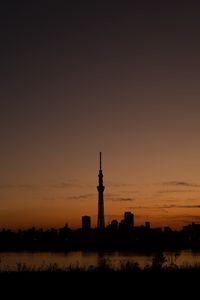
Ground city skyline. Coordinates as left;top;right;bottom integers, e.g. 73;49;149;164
1;2;200;229
0;150;200;230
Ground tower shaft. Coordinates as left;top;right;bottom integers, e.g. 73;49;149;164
97;152;105;229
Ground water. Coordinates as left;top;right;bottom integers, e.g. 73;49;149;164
0;250;200;271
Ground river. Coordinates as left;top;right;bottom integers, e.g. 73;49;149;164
0;250;200;271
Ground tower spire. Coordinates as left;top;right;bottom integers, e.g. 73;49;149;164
100;152;102;170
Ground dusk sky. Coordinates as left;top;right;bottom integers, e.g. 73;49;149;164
1;1;200;229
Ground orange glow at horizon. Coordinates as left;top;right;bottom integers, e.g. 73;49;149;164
0;178;200;230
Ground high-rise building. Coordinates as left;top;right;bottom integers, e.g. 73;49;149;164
82;216;91;231
145;221;150;229
97;152;105;229
124;211;134;229
110;219;118;231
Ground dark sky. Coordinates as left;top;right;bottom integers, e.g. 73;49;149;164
1;1;200;228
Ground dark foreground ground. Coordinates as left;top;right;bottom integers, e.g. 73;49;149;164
0;269;199;298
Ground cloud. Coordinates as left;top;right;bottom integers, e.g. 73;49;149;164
158;189;196;194
126;206;152;210
173;205;200;208
105;194;135;202
68;194;94;200
126;204;200;209
49;181;82;188
163;181;200;188
112;197;134;202
107;181;136;187
158;204;200;209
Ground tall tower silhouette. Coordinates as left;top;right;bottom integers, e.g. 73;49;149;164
97;152;105;229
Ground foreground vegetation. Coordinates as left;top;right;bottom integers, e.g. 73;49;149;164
0;252;200;274
0;254;199;297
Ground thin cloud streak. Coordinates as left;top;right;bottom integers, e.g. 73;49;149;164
160;205;200;208
127;205;200;209
109;197;135;202
107;181;137;187
68;194;94;200
163;181;200;188
158;189;197;194
105;193;135;202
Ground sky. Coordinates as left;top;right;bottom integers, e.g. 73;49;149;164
1;1;200;229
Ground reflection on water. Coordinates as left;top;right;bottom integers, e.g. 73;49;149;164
0;250;200;271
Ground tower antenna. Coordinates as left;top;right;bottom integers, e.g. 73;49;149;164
100;152;102;170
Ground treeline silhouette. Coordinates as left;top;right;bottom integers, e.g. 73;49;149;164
0;222;200;251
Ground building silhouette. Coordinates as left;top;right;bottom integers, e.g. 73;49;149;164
97;152;105;229
145;221;150;230
124;211;134;229
110;220;118;231
82;216;91;231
